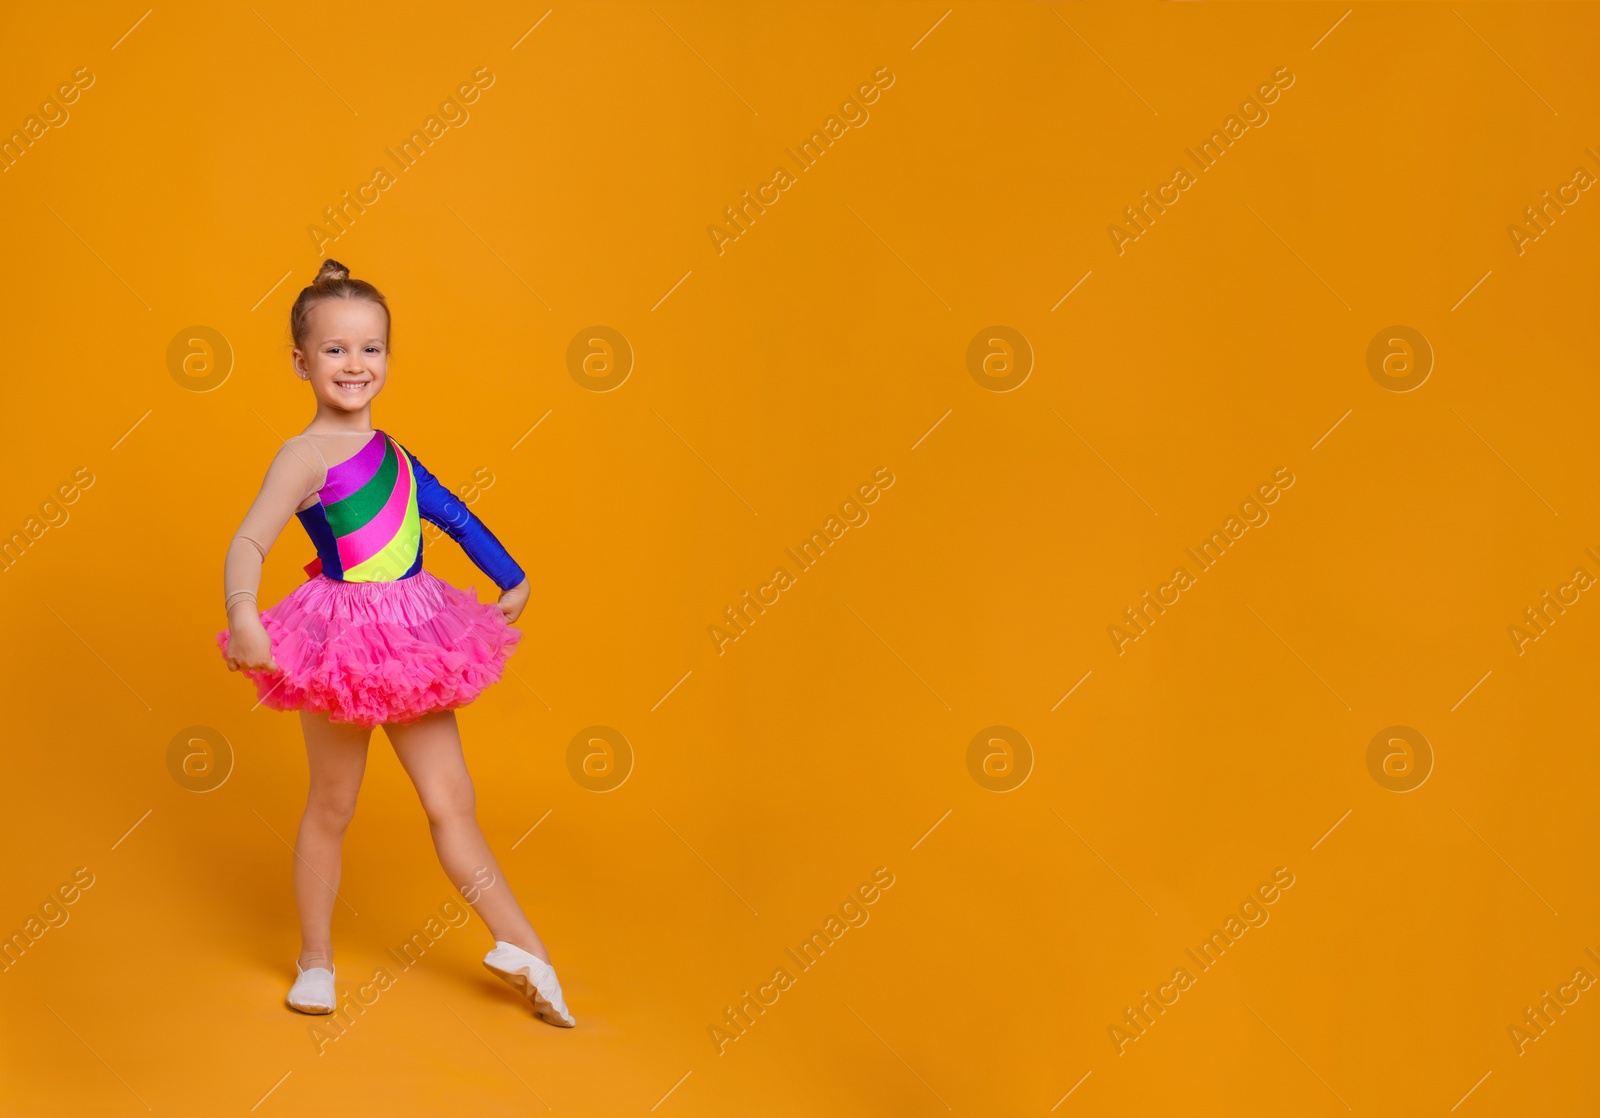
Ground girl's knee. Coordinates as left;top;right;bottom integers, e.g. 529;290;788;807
305;792;359;833
421;780;476;826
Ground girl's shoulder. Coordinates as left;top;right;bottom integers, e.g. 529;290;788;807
292;427;383;442
287;428;383;463
268;438;323;480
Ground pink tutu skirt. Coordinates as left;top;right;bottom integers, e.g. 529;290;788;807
215;570;520;729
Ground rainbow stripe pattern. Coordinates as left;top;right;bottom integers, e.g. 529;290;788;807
297;430;424;582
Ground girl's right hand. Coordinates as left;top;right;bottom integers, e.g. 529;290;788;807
224;621;278;673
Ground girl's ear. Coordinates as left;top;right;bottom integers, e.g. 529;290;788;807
290;348;308;378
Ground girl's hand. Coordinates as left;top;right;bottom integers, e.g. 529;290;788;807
223;619;278;673
497;577;531;624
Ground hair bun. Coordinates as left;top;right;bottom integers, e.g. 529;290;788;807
315;259;351;284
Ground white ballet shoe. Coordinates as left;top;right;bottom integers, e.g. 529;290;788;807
287;961;337;1014
482;941;576;1027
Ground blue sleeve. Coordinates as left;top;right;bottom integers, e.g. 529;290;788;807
405;448;527;593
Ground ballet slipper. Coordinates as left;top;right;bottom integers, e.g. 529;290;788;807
482;941;576;1027
287;961;337;1014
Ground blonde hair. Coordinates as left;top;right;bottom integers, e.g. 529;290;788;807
289;259;391;350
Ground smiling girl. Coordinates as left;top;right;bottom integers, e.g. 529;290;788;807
215;259;574;1027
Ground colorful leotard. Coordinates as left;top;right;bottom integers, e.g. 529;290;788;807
296;430;525;591
217;429;525;728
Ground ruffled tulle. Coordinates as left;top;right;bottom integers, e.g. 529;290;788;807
215;570;519;729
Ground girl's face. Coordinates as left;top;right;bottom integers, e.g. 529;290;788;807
291;297;389;413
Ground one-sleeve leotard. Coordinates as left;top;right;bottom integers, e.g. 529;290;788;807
223;430;525;616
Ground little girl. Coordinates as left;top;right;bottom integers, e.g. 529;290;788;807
215;260;574;1027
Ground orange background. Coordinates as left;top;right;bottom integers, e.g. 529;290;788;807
2;2;1597;1114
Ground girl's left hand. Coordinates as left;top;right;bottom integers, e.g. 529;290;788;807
497;577;531;623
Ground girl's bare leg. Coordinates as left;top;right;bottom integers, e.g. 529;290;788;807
383;709;551;963
295;710;373;970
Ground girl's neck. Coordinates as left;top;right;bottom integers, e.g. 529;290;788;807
304;404;375;436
